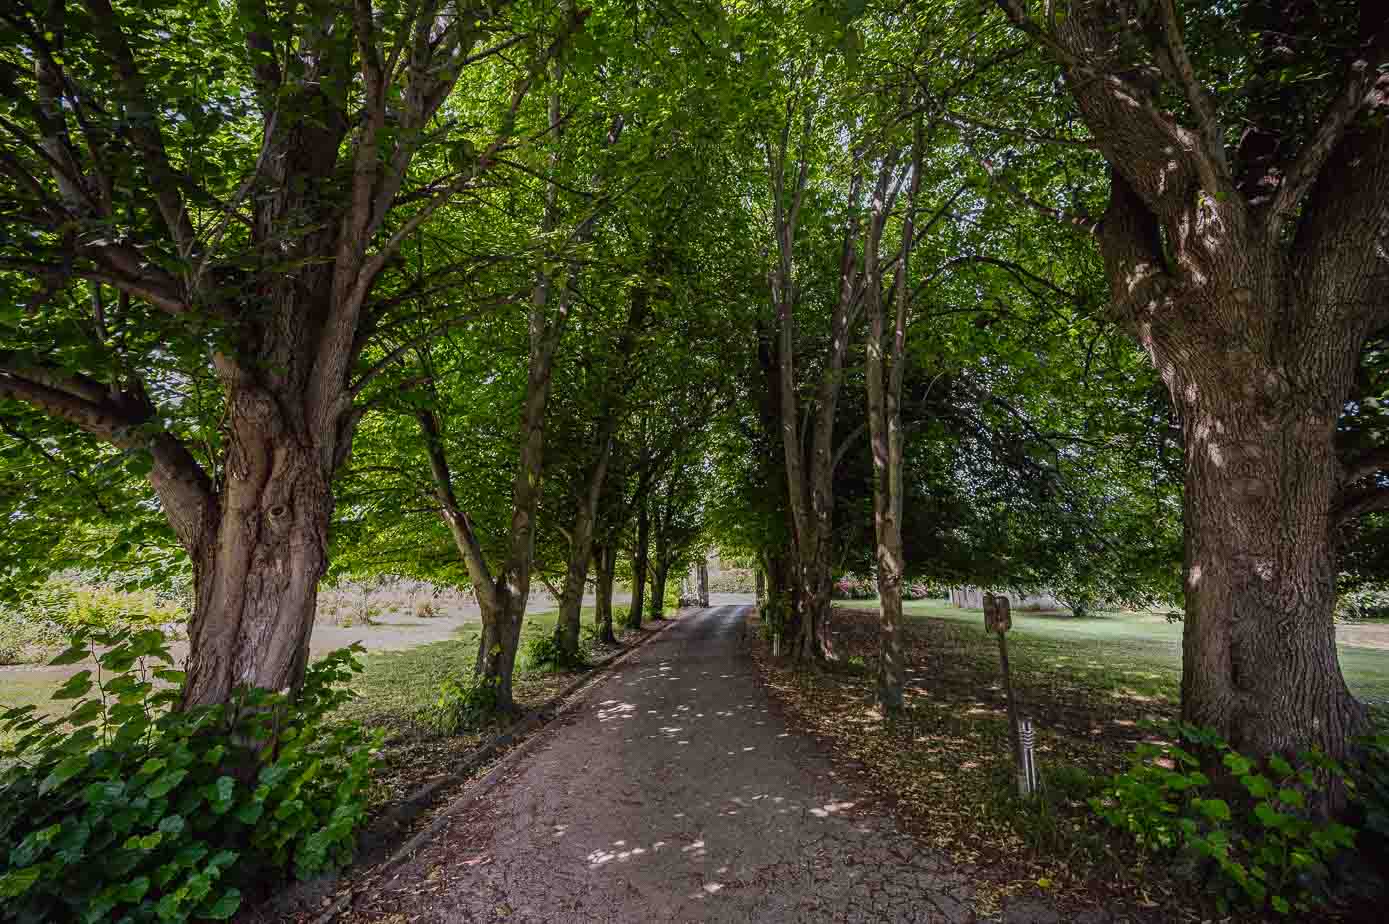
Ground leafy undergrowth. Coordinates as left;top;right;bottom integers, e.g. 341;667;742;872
748;606;1215;922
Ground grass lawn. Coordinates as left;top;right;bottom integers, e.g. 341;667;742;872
746;599;1388;920
889;598;1389;704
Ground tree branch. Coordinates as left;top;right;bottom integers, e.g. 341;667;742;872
1267;25;1389;232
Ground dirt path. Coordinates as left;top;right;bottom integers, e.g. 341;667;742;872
344;605;984;923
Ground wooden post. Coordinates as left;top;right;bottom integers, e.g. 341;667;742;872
985;593;1028;797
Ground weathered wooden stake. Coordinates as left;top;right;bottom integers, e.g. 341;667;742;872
984;593;1031;797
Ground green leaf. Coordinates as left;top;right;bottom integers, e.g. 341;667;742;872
145;768;189;799
40;754;88;794
0;867;41;898
202;888;242;920
48;643;92;666
1194;798;1231;822
52;670;94;700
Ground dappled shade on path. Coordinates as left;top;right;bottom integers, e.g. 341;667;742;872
343;606;978;923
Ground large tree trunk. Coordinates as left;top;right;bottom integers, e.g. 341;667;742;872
1095;175;1371;768
1172;343;1365;760
993;0;1389;794
594;544;618;644
182;395;333;709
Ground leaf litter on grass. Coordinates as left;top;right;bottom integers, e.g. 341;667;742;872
745;606;1212;923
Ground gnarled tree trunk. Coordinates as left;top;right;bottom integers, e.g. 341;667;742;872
1164;312;1364;758
182;391;334;709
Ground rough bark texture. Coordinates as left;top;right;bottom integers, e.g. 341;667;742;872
182;386;333;708
594;544;618;644
996;0;1389;769
864;137;918;716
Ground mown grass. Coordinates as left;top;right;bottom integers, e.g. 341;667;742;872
893;598;1389;703
338;605;650;809
335;605;623;734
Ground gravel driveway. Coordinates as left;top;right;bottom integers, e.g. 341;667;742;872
343;605;983;923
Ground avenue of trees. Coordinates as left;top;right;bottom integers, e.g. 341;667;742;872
1;0;1385;788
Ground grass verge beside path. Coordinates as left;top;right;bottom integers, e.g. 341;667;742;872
341;606;657;811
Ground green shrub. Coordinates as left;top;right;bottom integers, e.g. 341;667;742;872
0;628;379;923
1089;722;1356;915
419;675;498;736
18;577;185;634
0;612;64;665
522;634;587;673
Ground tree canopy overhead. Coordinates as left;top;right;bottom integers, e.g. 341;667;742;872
0;0;1384;777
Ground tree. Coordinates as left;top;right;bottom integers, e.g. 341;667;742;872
0;0;569;708
989;0;1388;764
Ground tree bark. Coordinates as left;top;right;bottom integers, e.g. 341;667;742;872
651;564;668;619
1172;341;1365;761
181;389;333;709
866;131;919;715
768;146;865;664
593;544;618;644
696;558;710;607
628;497;649;629
555;437;613;657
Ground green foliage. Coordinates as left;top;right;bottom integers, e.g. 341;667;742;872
33;577;186;632
524;635;588;673
419;675;499;737
2;576;187;665
1353;732;1389;841
0;630;379;923
1089;723;1356;915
